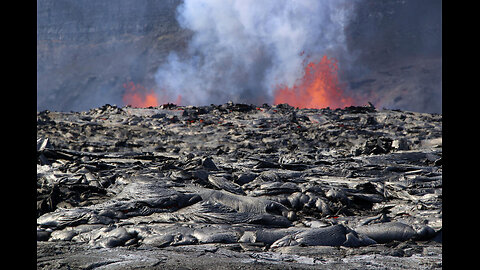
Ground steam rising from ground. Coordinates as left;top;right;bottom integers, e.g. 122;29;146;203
37;0;441;113
155;0;356;106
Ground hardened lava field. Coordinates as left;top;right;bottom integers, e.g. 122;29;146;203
37;103;442;269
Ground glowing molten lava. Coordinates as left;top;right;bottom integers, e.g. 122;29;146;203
122;81;159;108
273;55;353;109
122;81;182;108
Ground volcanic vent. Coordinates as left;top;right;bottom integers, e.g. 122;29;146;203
273;55;355;109
37;0;441;113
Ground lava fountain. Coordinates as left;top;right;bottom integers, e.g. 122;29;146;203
122;81;182;108
122;81;159;108
273;55;354;109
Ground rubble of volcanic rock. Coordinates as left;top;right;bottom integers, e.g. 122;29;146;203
37;103;442;269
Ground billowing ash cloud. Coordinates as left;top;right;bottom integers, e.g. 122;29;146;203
155;0;356;106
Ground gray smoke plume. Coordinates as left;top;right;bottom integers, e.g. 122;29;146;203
154;0;356;106
37;0;441;113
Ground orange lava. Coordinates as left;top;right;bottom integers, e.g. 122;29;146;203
122;81;159;108
273;55;354;109
122;81;182;108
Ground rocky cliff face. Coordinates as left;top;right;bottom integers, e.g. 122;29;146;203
37;0;190;111
37;0;441;113
343;0;442;113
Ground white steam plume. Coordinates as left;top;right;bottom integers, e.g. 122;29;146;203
155;0;355;106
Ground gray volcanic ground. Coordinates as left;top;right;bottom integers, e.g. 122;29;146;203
37;1;442;269
37;103;442;269
37;0;441;113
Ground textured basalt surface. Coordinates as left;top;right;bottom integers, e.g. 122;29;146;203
37;103;442;269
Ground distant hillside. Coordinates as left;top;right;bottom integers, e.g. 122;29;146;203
37;0;190;111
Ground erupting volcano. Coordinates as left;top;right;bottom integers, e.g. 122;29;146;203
273;55;354;109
